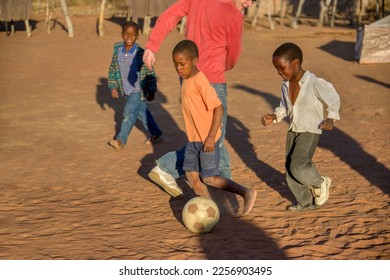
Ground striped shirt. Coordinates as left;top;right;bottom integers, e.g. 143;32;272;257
108;42;157;99
117;44;141;95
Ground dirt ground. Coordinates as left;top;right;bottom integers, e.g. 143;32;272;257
0;12;389;260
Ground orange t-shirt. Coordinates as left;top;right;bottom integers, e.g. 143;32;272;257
181;71;222;143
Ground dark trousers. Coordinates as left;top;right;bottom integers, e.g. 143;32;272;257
285;131;323;205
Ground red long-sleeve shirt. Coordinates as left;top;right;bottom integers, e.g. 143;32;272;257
145;0;244;83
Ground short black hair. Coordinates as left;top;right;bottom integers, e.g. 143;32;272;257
172;40;199;60
273;42;303;64
122;21;140;34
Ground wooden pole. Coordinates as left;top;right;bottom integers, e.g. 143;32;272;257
98;0;106;37
24;19;31;37
59;0;74;37
46;0;52;34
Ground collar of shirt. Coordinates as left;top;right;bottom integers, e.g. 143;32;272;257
298;70;310;87
282;70;310;88
121;43;137;54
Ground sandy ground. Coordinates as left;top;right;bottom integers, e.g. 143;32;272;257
0;13;389;260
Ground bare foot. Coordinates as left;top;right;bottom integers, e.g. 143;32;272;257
242;189;257;216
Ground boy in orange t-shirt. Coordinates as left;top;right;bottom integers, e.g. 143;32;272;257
172;40;257;216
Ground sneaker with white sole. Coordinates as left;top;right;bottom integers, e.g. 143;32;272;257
314;176;331;206
148;166;183;198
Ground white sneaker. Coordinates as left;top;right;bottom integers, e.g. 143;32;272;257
148;166;183;198
314;176;331;206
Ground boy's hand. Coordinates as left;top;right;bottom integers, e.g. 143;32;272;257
261;114;275;126
203;137;215;152
111;89;119;99
143;49;155;70
320;118;335;131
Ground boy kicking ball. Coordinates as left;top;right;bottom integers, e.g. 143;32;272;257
172;40;257;216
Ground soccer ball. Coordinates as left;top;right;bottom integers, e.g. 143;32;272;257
182;197;220;234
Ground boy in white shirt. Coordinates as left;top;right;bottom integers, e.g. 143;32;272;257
262;42;340;211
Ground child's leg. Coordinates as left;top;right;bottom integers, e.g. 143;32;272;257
198;140;256;216
285;131;322;205
183;142;211;198
156;146;186;179
289;132;322;186
286;170;314;206
202;176;257;216
185;171;211;199
116;93;141;146
137;101;162;137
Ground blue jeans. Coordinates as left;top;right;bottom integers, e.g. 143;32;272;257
156;83;231;179
117;92;162;146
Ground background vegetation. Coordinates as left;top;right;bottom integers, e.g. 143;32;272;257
31;0;389;18
31;0;127;15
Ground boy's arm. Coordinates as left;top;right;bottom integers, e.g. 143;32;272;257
204;105;224;152
267;83;288;124
262;90;287;126
315;78;341;120
107;60;118;90
108;44;121;90
315;78;341;131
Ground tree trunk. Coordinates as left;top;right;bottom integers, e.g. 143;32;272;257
98;0;107;37
59;0;74;37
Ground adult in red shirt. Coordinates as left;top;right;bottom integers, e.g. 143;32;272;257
145;0;256;198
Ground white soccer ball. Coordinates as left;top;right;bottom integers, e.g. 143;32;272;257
182;197;220;234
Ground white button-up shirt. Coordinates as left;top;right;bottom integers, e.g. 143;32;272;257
274;71;340;134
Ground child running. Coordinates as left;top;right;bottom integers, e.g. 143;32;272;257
171;40;257;216
262;42;340;211
107;21;162;150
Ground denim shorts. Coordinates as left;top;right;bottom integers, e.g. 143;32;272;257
183;140;220;178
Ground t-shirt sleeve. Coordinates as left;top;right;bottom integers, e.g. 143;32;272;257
197;74;222;111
